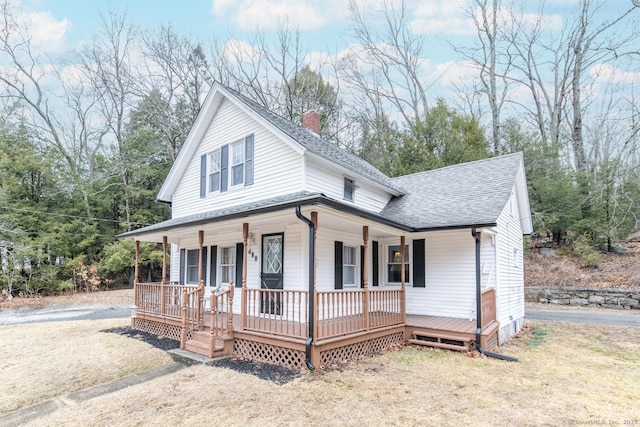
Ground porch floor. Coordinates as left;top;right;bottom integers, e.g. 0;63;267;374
405;314;476;334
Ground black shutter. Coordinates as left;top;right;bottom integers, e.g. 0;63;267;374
245;134;254;186
334;241;343;289
235;242;244;288
209;246;217;287
201;246;208;285
199;155;207;198
179;249;185;285
360;245;365;288
413;239;426;288
372;241;379;286
220;144;229;192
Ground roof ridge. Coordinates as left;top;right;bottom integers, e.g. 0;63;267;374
391;152;523;181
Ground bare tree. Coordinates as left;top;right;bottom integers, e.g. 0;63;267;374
140;26;212;160
456;0;512;155
78;10;138;230
0;0;108;218
342;0;430;127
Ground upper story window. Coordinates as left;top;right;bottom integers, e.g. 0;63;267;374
209;150;221;192
200;134;254;198
344;177;355;201
231;140;245;187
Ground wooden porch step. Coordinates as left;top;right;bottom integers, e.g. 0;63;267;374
409;331;472;352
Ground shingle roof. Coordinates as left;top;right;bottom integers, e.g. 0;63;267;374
381;153;524;229
119;192;321;238
221;84;402;194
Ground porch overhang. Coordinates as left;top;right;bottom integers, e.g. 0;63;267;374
118;191;498;242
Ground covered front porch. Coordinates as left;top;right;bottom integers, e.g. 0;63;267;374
127;206;499;369
131;280;498;369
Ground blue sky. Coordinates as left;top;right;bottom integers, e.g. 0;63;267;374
11;0;640;122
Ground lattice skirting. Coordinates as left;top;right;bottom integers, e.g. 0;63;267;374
131;317;189;342
320;332;404;367
234;339;305;370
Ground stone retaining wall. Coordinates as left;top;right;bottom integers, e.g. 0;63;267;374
525;286;640;310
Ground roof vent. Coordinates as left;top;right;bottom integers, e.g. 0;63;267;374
302;109;321;134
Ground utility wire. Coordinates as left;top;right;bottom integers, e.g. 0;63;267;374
0;205;153;226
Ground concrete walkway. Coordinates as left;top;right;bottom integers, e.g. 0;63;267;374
0;362;186;426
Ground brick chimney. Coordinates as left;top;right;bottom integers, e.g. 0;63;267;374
302;109;321;134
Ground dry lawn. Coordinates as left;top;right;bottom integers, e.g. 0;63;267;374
21;320;640;427
0;289;134;309
0;317;172;414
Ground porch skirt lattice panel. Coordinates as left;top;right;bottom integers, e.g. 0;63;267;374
320;332;404;367
233;339;305;370
131;317;190;342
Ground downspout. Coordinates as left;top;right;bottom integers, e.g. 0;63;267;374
472;227;518;362
295;206;316;371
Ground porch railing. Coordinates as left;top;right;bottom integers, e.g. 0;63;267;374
315;288;404;340
180;283;204;348
210;285;234;339
134;282;197;319
243;288;309;339
481;288;497;328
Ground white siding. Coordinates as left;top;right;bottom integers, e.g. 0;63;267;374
315;227;365;291
495;186;525;342
305;160;391;213
480;231;496;291
172;98;304;218
168;221;303;314
405;230;477;320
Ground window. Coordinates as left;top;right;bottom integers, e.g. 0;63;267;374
186;249;199;284
344;177;355;201
201;134;254;197
387;245;409;284
208;150;221;192
231;140;245;187
343;246;357;286
220;246;236;284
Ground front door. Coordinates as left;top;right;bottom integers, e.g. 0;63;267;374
261;233;283;315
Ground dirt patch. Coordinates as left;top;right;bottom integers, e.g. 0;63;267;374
102;327;180;351
526;240;640;289
0;289;134;310
18;320;640;426
214;358;301;385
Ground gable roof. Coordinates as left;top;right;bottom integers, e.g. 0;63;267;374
221;85;402;195
382;153;533;233
156;82;402;202
121;153;532;240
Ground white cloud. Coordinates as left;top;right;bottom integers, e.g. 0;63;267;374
219;39;262;63
589;63;640;86
408;0;564;36
24;10;70;53
211;0;346;31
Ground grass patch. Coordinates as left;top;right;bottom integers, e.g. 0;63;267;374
0;317;172;415
525;326;547;347
17;320;640;426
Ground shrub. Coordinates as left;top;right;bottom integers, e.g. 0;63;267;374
574;234;601;267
